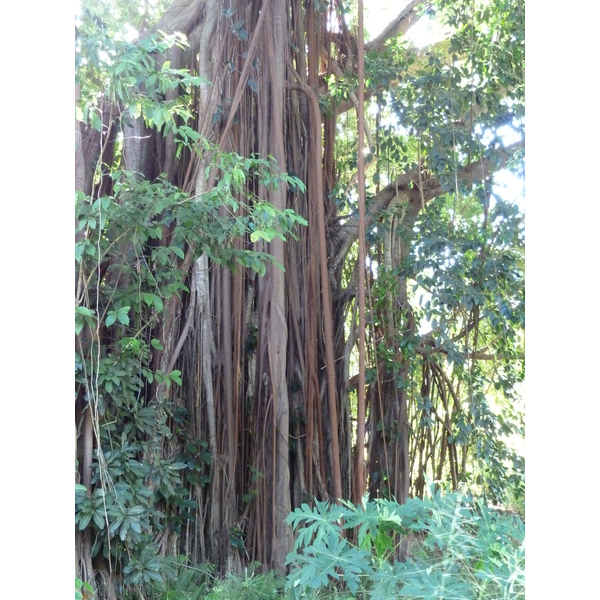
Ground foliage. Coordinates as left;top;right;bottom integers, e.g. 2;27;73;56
76;578;95;600
75;155;305;588
285;485;524;599
75;0;525;587
329;0;524;514
138;561;285;600
76;10;198;162
205;563;285;600
76;0;308;586
76;15;307;586
407;190;525;504
76;0;310;592
130;558;215;600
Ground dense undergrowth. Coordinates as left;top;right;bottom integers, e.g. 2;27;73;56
80;485;523;599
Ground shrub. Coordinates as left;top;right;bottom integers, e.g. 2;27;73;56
205;562;285;600
285;484;524;599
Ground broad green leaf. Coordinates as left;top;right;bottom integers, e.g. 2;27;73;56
93;512;106;530
170;246;185;259
77;513;92;531
117;306;131;325
90;110;102;133
142;293;155;306
153;106;165;128
146;74;157;89
251;230;275;243
128;103;141;119
75;317;84;336
152;296;163;311
169;370;182;386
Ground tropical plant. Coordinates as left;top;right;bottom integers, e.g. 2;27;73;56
135;558;215;600
205;562;285;600
76;577;95;600
285;485;525;598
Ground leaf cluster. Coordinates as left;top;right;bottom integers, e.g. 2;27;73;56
285;486;524;599
75;145;306;589
76;7;206;159
205;563;285;600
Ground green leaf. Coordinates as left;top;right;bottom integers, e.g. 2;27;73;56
170;246;185;259
251;230;275;243
127;505;146;517
170;462;188;470
121;337;141;352
265;227;284;241
129;519;142;534
117;306;131;325
151;339;164;351
142;293;154;306
153;106;165;128
146;74;157;89
75;242;85;263
93;512;106;530
152;296;163;312
78;513;92;530
129;103;141;119
262;204;276;217
90;110;102;132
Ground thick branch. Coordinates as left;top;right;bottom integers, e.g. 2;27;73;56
365;1;424;54
148;0;206;37
417;345;524;361
332;141;524;270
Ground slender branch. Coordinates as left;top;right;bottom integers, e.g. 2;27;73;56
417;346;518;361
355;0;367;506
165;277;197;375
430;361;461;411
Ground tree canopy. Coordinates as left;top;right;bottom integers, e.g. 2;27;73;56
75;0;524;596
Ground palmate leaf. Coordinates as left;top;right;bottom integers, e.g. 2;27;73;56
394;564;475;600
368;561;403;599
285;499;347;550
287;535;373;596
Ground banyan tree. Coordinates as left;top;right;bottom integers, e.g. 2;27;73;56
75;0;524;593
